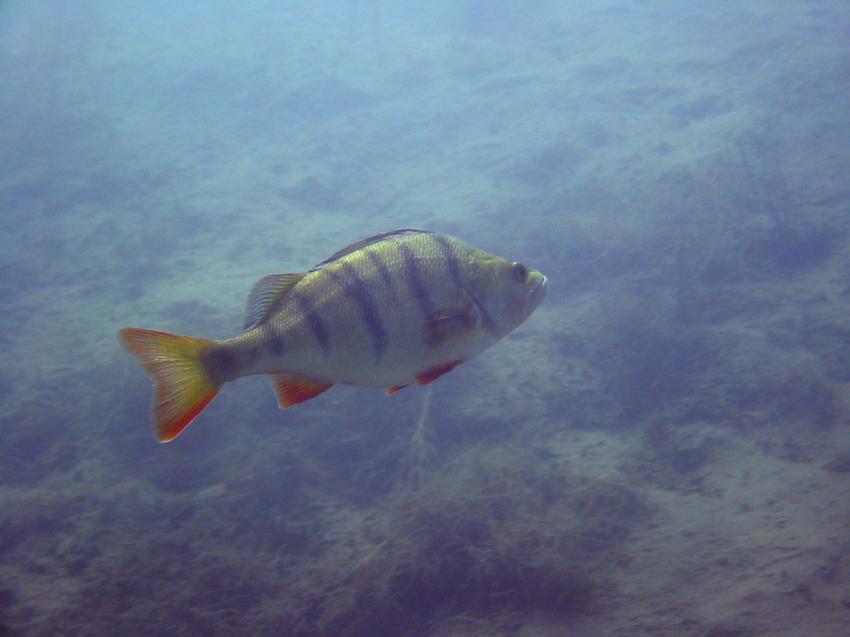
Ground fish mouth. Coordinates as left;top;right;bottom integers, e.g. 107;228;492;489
527;274;548;308
532;275;548;296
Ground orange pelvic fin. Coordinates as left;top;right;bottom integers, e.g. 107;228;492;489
416;359;463;386
272;374;333;408
386;384;410;395
118;327;220;442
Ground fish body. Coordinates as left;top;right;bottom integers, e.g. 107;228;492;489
119;229;547;442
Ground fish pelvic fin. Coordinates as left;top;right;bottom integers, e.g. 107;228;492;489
118;327;221;442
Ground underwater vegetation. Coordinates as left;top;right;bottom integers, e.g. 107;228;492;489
0;349;657;637
531;117;850;437
282;444;648;637
0;425;649;636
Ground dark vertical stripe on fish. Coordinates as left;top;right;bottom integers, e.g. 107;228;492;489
365;249;396;296
263;323;287;356
399;241;432;317
431;233;464;289
326;263;388;359
293;288;330;355
432;233;498;336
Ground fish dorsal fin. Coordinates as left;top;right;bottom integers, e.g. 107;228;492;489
310;229;430;272
422;303;479;348
243;273;305;331
272;374;333;408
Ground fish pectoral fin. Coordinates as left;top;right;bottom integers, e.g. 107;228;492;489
422;304;479;348
416;359;463;385
386;384;410;395
243;273;305;331
272;374;332;408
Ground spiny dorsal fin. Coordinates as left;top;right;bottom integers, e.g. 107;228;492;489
310;229;430;272
243;273;304;331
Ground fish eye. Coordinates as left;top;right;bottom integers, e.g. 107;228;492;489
512;262;529;282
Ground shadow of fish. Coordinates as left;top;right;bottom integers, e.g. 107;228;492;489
118;229;548;442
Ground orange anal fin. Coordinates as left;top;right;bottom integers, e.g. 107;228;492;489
385;384;410;396
415;359;463;386
272;374;332;408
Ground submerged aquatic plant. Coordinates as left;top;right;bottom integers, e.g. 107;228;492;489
284;443;650;636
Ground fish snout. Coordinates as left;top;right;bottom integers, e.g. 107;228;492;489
531;272;548;303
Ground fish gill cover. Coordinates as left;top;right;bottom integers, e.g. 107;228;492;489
1;1;850;636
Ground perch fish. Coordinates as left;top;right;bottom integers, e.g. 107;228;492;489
119;229;548;442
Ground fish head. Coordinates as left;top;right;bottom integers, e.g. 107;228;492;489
471;252;548;337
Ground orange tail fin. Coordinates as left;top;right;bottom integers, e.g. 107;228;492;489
118;327;220;442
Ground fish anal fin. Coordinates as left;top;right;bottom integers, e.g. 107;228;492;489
386;384;410;395
416;359;463;386
423;304;478;348
272;374;332;408
243;273;305;331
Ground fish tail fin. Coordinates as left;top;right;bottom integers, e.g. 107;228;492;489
118;327;221;442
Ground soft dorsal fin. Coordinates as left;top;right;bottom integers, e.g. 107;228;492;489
243;273;305;331
310;229;430;272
